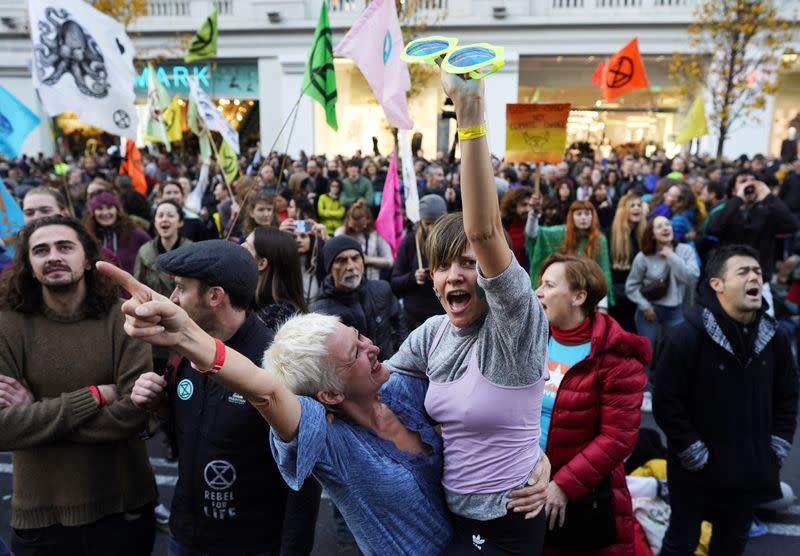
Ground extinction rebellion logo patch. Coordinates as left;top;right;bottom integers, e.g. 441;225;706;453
177;379;194;401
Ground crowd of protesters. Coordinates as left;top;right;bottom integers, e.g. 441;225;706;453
1;83;800;554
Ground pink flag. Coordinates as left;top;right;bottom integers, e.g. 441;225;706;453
375;152;405;256
334;0;413;129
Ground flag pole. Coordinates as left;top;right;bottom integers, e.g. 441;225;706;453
208;133;236;201
222;82;313;239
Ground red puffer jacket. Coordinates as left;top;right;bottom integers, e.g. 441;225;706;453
544;313;650;556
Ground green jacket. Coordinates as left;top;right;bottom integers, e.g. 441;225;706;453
526;225;615;306
133;237;193;298
341;176;374;208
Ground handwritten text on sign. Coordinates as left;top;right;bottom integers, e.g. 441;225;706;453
505;103;571;164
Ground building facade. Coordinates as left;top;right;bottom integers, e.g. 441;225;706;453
1;0;798;160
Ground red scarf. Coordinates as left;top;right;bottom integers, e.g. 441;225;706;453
551;316;593;345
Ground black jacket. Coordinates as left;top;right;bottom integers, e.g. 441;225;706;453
390;232;444;328
311;276;408;358
779;171;800;212
167;312;319;553
653;284;799;502
705;194;798;281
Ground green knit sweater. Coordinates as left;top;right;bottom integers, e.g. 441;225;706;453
0;302;156;529
525;225;615;306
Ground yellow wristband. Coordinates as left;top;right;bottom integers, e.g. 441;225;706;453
457;122;487;141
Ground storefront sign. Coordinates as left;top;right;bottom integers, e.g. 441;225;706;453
505;103;571;164
133;61;259;100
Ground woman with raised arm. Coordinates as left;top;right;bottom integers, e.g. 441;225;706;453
99;69;551;556
385;71;550;553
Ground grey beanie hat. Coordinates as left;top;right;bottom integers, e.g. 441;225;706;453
419;194;448;221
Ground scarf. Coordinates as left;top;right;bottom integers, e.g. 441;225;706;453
551;316;593;345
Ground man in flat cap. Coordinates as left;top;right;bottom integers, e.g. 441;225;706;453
130;240;320;556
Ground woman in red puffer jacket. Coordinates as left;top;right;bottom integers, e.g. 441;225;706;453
535;253;650;556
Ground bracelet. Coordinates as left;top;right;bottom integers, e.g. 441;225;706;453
190;338;226;376
457;122;487;141
88;385;106;407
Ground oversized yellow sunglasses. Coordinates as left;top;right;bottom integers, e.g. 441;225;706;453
401;36;505;80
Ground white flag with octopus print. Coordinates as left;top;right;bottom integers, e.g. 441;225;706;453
28;0;138;139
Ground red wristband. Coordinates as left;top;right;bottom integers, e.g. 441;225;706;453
88;385;106;407
191;338;226;376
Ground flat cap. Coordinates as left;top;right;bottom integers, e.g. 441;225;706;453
157;240;258;303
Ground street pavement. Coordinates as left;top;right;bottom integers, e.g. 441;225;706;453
2;415;800;554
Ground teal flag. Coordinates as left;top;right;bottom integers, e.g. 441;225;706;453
0;86;41;159
0;176;24;245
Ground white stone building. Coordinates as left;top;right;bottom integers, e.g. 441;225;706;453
1;0;798;160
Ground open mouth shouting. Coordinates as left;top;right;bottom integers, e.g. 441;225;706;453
446;289;472;315
745;283;762;302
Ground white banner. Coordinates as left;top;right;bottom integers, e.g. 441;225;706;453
399;129;419;223
29;0;138;139
188;76;239;154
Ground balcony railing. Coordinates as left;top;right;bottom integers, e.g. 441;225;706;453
104;0;699;30
146;1;191;17
544;0;691;15
327;0;449;15
214;0;234;15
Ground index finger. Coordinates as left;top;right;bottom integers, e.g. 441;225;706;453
0;375;21;385
96;262;161;303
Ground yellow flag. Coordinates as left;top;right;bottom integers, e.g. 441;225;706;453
164;96;183;143
675;95;708;144
218;139;239;186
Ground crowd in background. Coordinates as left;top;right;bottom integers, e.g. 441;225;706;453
1;139;799;555
4;144;800;356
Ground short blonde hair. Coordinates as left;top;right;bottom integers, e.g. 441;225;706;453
262;313;344;396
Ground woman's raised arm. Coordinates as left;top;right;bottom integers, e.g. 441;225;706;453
443;72;512;278
96;262;302;441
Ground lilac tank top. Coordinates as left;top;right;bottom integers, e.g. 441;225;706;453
424;319;545;494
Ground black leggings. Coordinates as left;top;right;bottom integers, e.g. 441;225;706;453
443;509;546;555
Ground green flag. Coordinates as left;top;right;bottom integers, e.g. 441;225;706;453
185;8;218;63
188;96;212;164
144;63;172;150
302;3;338;131
218;139;239;186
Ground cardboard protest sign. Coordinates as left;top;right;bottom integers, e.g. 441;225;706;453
505;103;570;164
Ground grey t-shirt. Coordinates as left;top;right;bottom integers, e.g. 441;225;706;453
385;256;549;519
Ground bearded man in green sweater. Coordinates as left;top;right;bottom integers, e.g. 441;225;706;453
0;216;156;556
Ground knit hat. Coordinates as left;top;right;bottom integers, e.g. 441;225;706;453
157;240;258;304
419;194;447;221
86;191;122;213
322;235;364;274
